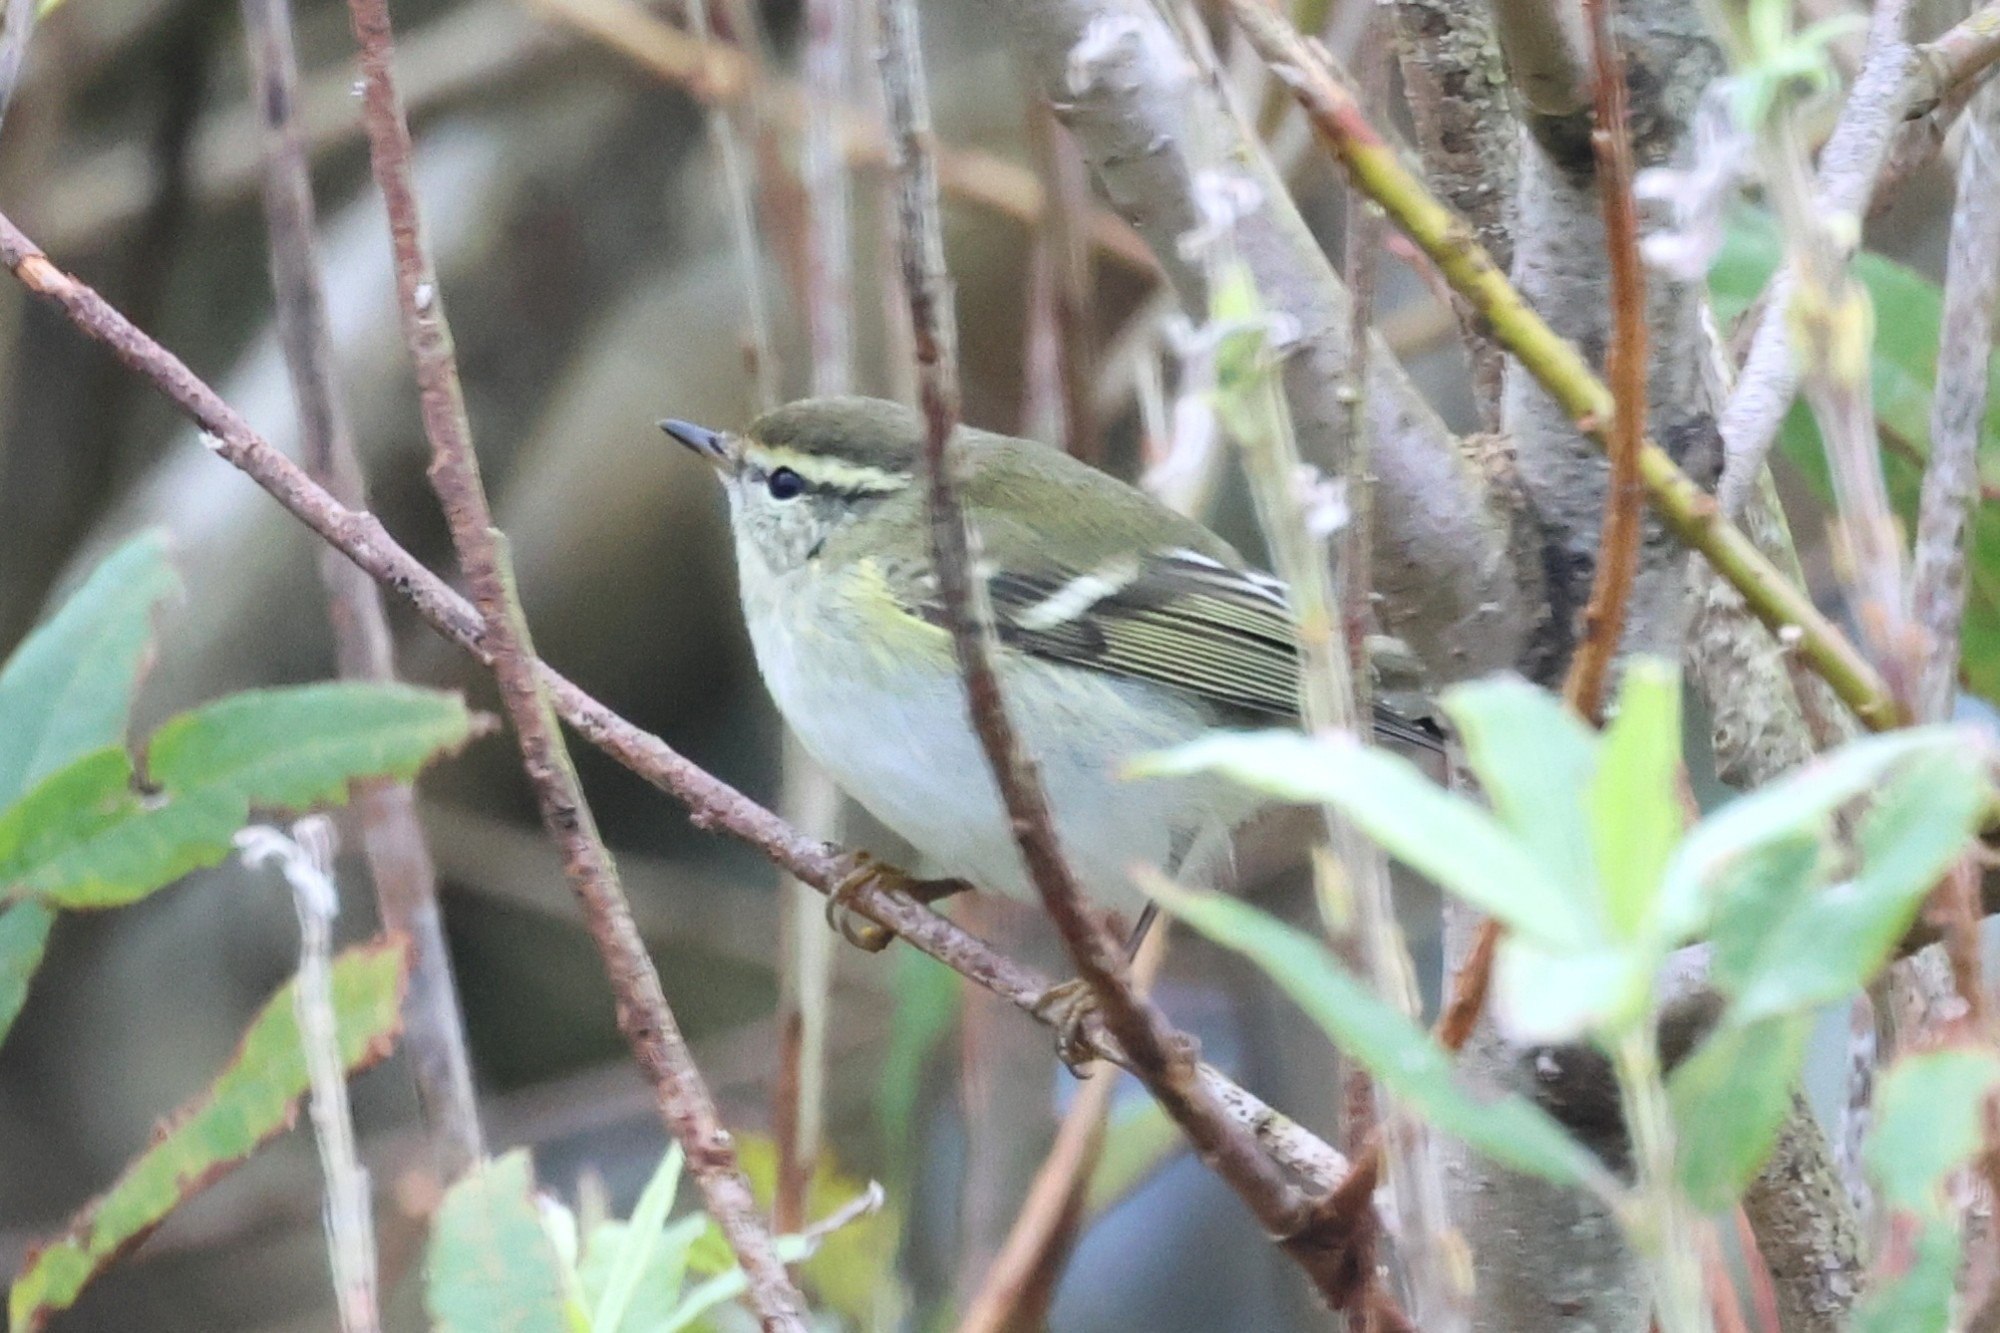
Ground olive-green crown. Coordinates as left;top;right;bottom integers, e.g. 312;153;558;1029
745;397;924;489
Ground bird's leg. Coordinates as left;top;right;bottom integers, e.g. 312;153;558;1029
1033;906;1159;1073
823;852;970;952
1124;903;1159;957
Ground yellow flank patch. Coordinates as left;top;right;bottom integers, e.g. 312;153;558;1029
848;558;954;666
742;444;909;495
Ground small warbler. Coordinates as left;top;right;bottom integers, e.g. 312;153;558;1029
664;397;1435;923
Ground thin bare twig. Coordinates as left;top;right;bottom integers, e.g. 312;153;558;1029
668;0;812;1236
958;924;1169;1333
1702;1219;1752;1333
1732;1204;1785;1333
1717;0;2000;515
1910;83;2000;723
237;820;383;1333
801;0;855;404
1329;906;1502;1237
678;0;780;407
240;0;484;1185
1919;3;2000;115
1908;85;2000;1085
771;0;853;1238
1560;0;1648;723
882;0;1109;1048
1178;11;1456;1317
0;0;31;138
339;1;808;1323
771;739;836;1235
1334;0;1388;1180
519;0;1156;278
1339;13;1387;699
876;0;1389;1313
1022;208;1068;446
1023;103;1098;458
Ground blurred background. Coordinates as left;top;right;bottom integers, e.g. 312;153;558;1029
0;0;1969;1327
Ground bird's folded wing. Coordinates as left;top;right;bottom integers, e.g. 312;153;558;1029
984;548;1301;720
906;546;1441;750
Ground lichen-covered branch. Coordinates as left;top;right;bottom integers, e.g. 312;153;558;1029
1386;0;1516;425
1910;81;2000;722
1224;0;1892;737
1491;0;1592;116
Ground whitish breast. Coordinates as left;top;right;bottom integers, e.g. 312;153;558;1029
742;562;1257;913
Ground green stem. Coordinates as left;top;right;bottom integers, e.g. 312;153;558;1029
1226;0;1901;733
1612;1029;1713;1333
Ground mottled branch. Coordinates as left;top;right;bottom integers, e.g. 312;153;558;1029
241;0;484;1186
342;0;808;1320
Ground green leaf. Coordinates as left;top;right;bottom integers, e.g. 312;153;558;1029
9;937;409;1331
1669;1015;1812;1209
0;682;472;909
1659;727;1963;933
1589;660;1684;940
1711;210;2000;707
590;1143;688;1333
148;682;472;809
1706;833;1822;996
1731;749;1989;1022
1491;936;1650;1043
1853;1218;1959;1333
1850;746;1990;911
1866;1048;2000;1212
426;1150;575;1333
1853;1048;2000;1333
0;749;145;898
1146;877;1609;1191
706;1134;897;1324
0;530;179;809
1134;732;1591;950
579;1215;705;1333
1442;675;1600;900
661;1225;834;1333
0;899;55;1047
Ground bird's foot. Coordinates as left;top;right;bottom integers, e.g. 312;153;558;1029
1032;978;1104;1075
823;854;970;952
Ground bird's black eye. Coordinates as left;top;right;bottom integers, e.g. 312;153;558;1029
766;467;805;501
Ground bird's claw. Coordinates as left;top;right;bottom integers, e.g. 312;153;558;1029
1033;978;1103;1075
825;855;898;952
823;856;971;952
